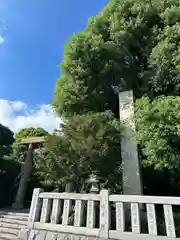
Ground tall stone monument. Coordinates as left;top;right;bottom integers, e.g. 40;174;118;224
119;90;142;195
12;137;45;209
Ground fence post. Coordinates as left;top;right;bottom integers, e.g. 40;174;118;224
86;174;99;229
100;189;110;239
27;188;43;229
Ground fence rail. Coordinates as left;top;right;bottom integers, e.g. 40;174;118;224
27;188;180;239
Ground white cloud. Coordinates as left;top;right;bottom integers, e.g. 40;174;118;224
0;35;5;44
0;20;8;45
0;99;62;133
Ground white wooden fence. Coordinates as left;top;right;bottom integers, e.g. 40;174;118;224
27;188;180;239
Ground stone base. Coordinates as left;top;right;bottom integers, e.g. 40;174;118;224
28;230;99;240
18;227;30;240
12;202;24;210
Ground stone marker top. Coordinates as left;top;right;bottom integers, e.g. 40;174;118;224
21;136;46;145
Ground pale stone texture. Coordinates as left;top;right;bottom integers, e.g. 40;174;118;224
130;203;140;233
146;203;157;235
27;231;100;240
119;90;142;195
28;188;43;229
51;199;62;224
40;198;52;223
86;200;95;228
163;205;176;237
115;202;125;231
26;189;180;240
99;190;109;239
62;199;72;225
74;200;84;227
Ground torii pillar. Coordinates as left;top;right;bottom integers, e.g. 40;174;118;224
119;90;142;195
12;137;45;209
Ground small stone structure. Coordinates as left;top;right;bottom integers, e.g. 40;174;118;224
24;188;180;239
12;137;45;209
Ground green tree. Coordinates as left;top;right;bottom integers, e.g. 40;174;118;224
53;0;180;118
13;127;49;161
36;112;122;192
0;124;19;207
50;0;180;196
135;96;180;172
0;123;14;158
135;96;180;196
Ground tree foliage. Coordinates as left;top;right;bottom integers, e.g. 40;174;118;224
53;0;180;118
50;0;180;195
13;127;49;161
36;112;122;192
0;123;14;158
14;127;48;141
0;124;18;207
135;96;180;173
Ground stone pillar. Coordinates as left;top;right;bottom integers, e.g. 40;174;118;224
65;182;73;193
12;143;34;209
119;90;142;195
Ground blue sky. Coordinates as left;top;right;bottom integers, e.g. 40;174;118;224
0;0;109;132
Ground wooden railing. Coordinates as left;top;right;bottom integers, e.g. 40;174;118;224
27;188;180;239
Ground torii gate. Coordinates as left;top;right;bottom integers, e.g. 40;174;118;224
12;136;45;209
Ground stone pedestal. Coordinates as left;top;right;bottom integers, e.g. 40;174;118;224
87;173;99;194
65;183;73;193
119;90;142;196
